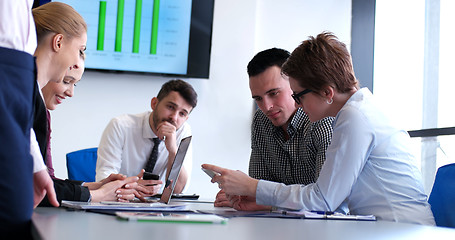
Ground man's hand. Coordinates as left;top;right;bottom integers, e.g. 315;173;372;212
156;121;177;155
136;179;163;197
230;195;272;211
135;169;163;197
33;169;59;208
214;189;233;207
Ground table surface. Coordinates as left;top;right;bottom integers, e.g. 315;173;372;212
32;201;455;240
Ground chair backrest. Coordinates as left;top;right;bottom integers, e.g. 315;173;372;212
428;163;455;228
66;147;98;182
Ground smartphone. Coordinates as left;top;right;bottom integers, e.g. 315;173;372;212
143;171;160;180
201;168;220;178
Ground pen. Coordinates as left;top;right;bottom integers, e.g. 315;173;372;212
270;209;288;215
310;210;334;215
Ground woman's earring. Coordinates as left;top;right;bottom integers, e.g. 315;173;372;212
327;98;333;104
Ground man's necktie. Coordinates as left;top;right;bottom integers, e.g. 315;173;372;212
145;138;161;172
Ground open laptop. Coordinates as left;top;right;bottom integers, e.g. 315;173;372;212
111;135;192;204
155;135;192;204
61;136;192;211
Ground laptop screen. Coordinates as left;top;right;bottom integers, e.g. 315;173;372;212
159;136;192;204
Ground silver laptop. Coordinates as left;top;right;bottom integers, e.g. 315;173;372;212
157;135;192;204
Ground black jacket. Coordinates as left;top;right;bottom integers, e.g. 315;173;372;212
39;179;91;207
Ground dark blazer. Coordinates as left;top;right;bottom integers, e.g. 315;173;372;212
33;94;91;206
0;46;36;237
33;86;48;159
30;74;92;207
39;179;91;207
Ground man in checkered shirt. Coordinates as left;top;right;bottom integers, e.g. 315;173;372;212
214;48;333;208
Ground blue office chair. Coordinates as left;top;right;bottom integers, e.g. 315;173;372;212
428;163;455;228
66;147;98;182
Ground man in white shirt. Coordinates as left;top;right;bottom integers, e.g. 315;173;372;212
96;79;197;196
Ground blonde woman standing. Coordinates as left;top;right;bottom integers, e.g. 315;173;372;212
31;2;140;207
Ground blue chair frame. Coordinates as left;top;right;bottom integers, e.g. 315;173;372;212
66;147;98;182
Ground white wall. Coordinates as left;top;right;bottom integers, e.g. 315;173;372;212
254;0;352;52
50;0;351;200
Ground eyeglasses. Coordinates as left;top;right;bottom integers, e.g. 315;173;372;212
291;89;312;105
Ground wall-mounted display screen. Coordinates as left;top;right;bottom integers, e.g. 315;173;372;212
54;0;214;78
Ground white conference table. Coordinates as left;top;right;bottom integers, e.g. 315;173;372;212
32;201;455;240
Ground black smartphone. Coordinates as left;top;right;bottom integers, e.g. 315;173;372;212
143;171;160;180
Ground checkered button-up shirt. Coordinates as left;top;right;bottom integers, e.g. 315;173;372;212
249;108;333;185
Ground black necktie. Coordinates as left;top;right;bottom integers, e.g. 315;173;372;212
145;138;161;172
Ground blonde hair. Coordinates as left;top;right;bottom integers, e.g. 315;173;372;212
32;2;87;44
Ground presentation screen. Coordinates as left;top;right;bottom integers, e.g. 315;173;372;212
54;0;214;78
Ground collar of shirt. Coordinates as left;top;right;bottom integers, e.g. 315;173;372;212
142;111;158;139
333;87;371;127
273;108;308;141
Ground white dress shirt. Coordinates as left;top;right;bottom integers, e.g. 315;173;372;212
31;87;47;173
96;111;193;191
31;129;46;173
0;0;37;54
1;0;42;173
256;88;435;225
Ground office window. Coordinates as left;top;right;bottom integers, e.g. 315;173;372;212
373;0;455;194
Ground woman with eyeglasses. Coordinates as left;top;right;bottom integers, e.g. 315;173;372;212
203;32;435;225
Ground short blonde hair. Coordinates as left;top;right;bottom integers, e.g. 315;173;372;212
32;2;87;44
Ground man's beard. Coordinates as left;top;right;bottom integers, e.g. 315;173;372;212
152;113;176;130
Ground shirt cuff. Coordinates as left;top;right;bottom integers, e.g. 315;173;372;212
79;186;91;202
256;179;280;206
31;129;47;173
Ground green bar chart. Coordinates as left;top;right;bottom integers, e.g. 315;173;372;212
97;1;107;51
73;0;192;75
150;0;160;55
133;0;142;53
115;0;125;52
97;0;162;54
